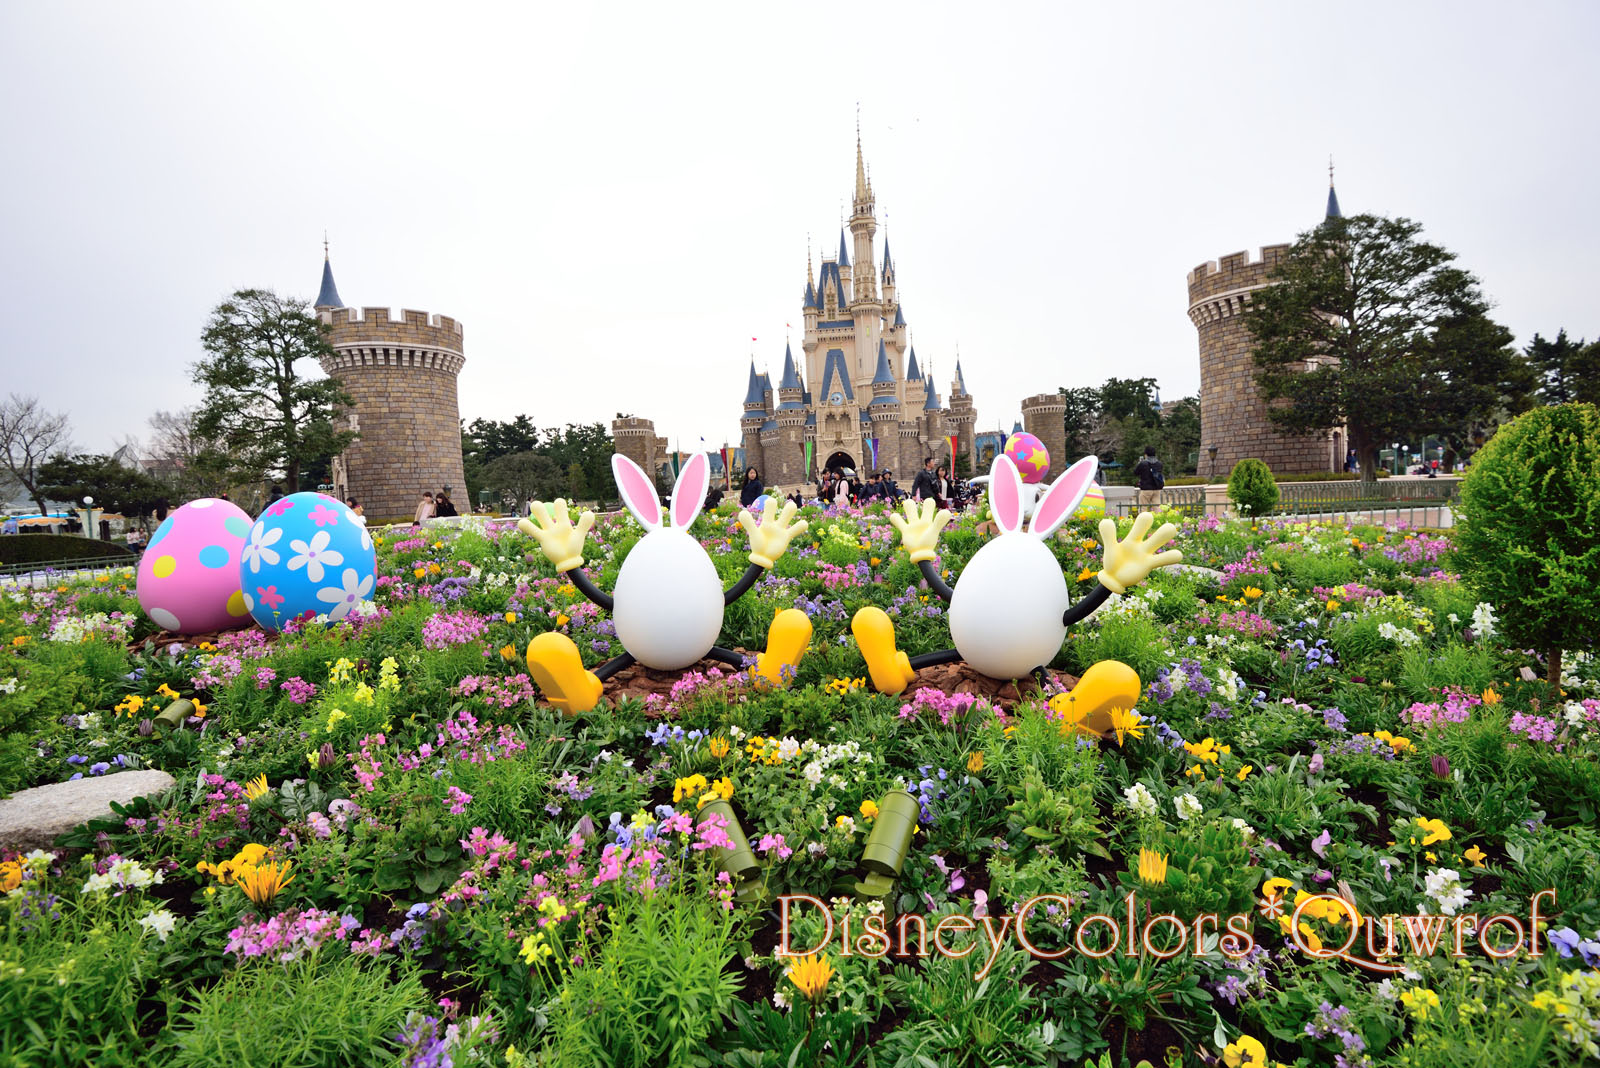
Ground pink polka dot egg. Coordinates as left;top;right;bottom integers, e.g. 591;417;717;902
136;498;254;634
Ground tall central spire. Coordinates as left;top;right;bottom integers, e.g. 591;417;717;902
855;126;868;202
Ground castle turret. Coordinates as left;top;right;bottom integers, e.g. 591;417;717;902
867;339;900;475
740;360;769;478
837;230;852;305
1021;392;1068;482
948;360;976;473
316;254;467;519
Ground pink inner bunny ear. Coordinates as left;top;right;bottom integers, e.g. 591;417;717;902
671;452;709;528
1029;455;1099;538
612;454;661;529
990;455;1022;533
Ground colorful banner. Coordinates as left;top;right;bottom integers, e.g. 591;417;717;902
946;434;959;466
720;447;731;488
802;440;814;482
868;437;879;471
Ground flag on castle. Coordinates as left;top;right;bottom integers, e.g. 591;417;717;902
719;446;732;488
946;434;959;466
802;440;814;481
868;438;879;471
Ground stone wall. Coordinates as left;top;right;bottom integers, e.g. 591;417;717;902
1021;393;1068;482
319;307;468;520
612;416;668;488
1187;247;1336;477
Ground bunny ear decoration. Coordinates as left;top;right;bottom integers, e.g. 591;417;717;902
612;453;662;531
670;452;710;529
988;454;1025;534
1028;454;1100;539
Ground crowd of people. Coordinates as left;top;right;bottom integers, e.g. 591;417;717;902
734;457;973;513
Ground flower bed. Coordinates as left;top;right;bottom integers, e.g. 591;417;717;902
1;506;1598;1067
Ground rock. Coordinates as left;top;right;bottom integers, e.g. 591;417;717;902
0;770;176;851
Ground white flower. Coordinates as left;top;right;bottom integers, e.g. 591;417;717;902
833;815;857;835
139;909;177;942
1377;621;1420;647
242;523;283;573
1422;868;1473;915
286;530;343;583
772;988;791;1011
1471;602;1497;639
802;762;824;787
1231;818;1257;842
776;737;801;762
1447;613;1460;625
1174;793;1203;821
1122;782;1158;818
1376;978;1400;1001
1565;701;1587;727
315;568;375;621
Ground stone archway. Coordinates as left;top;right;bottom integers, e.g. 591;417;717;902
824;450;857;475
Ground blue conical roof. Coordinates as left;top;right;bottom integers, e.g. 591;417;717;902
871;339;894;385
905;347;921;380
1326;183;1342;220
922;377;941;411
892;303;905;328
779;344;802;390
803;280;818;309
952;360;968;397
316;256;344;308
743;361;766;406
837;230;850;268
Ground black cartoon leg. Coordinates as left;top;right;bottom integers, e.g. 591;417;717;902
705;646;748;670
1063;583;1112;627
908;648;962;670
563;568;614;613
917;560;955;602
723;564;764;606
593;651;636;682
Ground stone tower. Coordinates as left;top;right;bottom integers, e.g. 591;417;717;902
314;253;469;519
1020;393;1068;481
1186;184;1344;478
611;415;668;485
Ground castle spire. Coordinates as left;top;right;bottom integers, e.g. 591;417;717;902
855;119;868;202
871;338;895;385
837;229;850;268
743;360;766;406
779;343;802;390
315;243;344;309
1325;157;1342;220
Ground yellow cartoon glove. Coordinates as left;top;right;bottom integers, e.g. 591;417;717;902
739;496;809;569
889;498;953;563
1097;512;1182;595
517;499;594;572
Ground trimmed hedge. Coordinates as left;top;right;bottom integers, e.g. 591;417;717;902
0;534;135;567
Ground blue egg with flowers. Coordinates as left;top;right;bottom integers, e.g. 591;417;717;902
237;491;376;631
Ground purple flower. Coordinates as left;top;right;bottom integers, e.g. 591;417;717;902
1311;829;1331;858
1430;754;1450;779
89;762;111;776
1550;927;1581;958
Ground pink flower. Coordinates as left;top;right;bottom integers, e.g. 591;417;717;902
446;786;473;815
256;586;285;610
265;499;295;518
308;504;339;527
1311;829;1331;858
757;833;792;860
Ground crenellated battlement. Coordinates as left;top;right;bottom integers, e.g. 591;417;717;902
1020;393;1065;413
1185;244;1292;296
321;306;465;363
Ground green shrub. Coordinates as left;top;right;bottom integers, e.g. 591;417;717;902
170;955;428;1067
0;533;135;566
1227;458;1279;516
1455;402;1600;689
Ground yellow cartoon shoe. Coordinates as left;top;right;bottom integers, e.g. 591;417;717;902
526;632;604;715
752;608;812;690
1048;660;1142;739
852;606;918;696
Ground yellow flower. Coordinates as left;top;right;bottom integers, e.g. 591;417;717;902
1185;763;1206;780
505;612;517;623
1222;1034;1267;1068
1080;539;1098;551
1400;987;1441;1021
1184;737;1221;764
243;775;270;801
500;644;516;661
1261;877;1293;902
1242;586;1263;600
1481;688;1502;705
238;860;294;906
708;736;730;758
191;700;207;719
786;953;834;1004
556;614;570;627
1237;764;1253;781
518;931;553;964
709;777;734;802
1108;706;1146;747
1389;735;1412;752
1415;817;1452;847
1277;915;1323;952
1137;848;1168;886
156;683;180;700
966;751;985;774
859;799;879;820
1326;600;1341;612
672;774;708;804
0;862;20;893
1076;566;1096;582
1464;844;1487;867
413;568;426;579
1424;851;1437;862
870;557;881;566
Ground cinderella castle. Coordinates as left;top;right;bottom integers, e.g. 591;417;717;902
735;136;979;487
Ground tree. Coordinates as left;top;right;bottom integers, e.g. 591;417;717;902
146;408;257;501
1454;403;1600;692
1413;293;1537;469
1099;377;1161;424
1057;386;1102;456
192;290;355;494
1227;458;1279;516
0;395;73;515
1160;396;1202;474
38;454;167;520
480;451;565;513
462;417;615;507
1247;214;1520;481
1525;330;1600;406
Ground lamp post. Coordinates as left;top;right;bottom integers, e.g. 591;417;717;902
80;496;95;539
1390;444;1400;476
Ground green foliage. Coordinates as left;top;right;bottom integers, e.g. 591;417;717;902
0;533;134;566
1454;403;1600;683
1525;329;1600;407
1227;459;1279;516
36;454;168;521
169;955;428;1068
1247;212;1526;478
191;289;355;494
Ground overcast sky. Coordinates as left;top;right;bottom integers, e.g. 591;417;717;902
3;2;1597;456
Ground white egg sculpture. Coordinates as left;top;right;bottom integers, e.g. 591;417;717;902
609;452;723;670
948;454;1101;678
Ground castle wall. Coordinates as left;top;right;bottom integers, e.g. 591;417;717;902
1021;393;1068;482
1187;247;1336;477
319;307;468;520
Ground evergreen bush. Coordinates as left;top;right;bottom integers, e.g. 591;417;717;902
1226;458;1279;516
1455;402;1600;689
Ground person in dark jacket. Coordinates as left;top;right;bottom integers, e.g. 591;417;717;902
739;467;764;508
434;487;459;518
1133;447;1164;508
911;457;938;502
